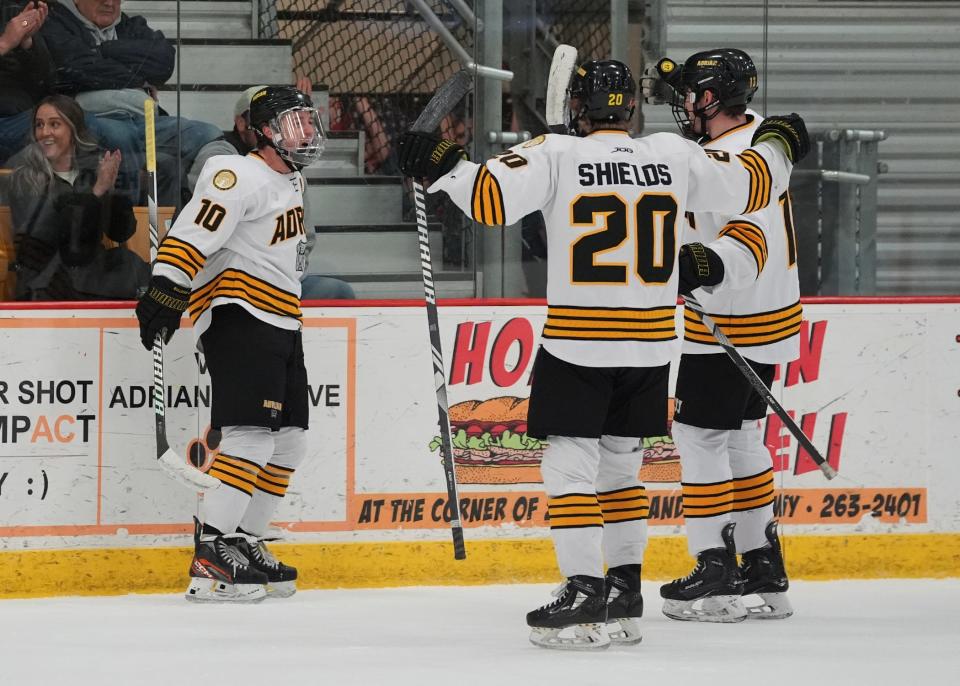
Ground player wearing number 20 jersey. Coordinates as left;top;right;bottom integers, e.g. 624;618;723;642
431;116;792;369
399;58;803;649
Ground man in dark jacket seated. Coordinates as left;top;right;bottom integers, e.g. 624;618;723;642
0;1;149;201
41;0;224;204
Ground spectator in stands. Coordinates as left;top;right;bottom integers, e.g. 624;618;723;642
329;95;392;174
7;93;146;300
0;1;51;160
41;0;225;203
0;1;142;201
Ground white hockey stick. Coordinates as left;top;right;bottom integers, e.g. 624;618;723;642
144;99;219;491
546;44;578;133
683;294;837;480
407;70;474;560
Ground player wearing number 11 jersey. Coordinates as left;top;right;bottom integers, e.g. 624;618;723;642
645;48;801;623
397;59;808;649
135;86;325;603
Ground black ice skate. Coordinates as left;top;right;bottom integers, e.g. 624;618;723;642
740;520;793;619
527;575;610;650
185;517;268;603
660;522;747;623
605;564;643;645
234;532;298;598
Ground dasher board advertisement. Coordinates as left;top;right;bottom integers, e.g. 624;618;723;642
0;300;956;547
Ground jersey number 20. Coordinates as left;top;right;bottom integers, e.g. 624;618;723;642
570;193;678;284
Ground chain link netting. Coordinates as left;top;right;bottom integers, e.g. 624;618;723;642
257;1;614;291
260;1;471;176
258;1;612;176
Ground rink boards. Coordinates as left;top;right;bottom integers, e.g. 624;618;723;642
0;298;958;597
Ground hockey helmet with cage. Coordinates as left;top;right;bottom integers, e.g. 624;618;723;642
567;59;636;127
248;85;325;169
672;48;758;138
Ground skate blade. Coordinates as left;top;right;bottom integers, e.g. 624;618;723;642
266;581;297;598
607;617;642;645
185;578;267;603
745;592;793;619
662;596;747;623
529;623;611;650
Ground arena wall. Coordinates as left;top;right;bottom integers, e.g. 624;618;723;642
1;299;957;597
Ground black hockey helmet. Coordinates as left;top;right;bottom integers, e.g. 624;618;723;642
248;85;325;169
672;48;758;137
568;59;636;125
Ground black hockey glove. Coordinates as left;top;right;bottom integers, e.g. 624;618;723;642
751;113;810;164
678;242;725;297
135;275;190;350
397;131;468;183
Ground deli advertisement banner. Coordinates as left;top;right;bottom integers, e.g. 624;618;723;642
0;301;957;549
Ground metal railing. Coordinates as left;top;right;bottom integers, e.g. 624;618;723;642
792;129;887;295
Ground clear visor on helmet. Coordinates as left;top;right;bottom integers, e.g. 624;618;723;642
268;107;325;167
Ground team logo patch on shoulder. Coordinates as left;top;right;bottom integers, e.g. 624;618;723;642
213;169;237;190
522;134;546;148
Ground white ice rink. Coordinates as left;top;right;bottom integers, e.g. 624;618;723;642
2;580;957;685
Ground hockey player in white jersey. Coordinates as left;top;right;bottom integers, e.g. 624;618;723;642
643;49;798;622
397;59;808;649
135;86;325;602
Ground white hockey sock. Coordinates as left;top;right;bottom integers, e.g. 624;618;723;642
596;435;648;568
672;421;733;556
541;436;603;579
239;427;307;537
202;426;275;534
729;419;777;553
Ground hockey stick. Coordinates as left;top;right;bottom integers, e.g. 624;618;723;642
144;100;219;491
408;70;473;560
545;44;577;133
682;294;837;479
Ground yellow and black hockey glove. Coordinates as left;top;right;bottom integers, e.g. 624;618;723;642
752;113;810;164
135;275;190;350
678;242;725;297
397;131;468;183
641;58;682;106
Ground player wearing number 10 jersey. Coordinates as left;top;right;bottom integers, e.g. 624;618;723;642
397;59;807;649
136;86;325;603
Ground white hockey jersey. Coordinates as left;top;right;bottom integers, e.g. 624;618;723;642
154;153;307;343
681;110;802;364
430;128;793;368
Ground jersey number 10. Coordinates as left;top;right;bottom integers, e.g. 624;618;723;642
570;193;678;285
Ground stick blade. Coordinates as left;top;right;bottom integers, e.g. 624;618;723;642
412;70;474;133
158;448;220;490
546;44;578;129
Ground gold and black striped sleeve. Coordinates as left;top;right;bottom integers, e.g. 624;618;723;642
470;165;505;226
719;219;768;276
737;149;772;214
156;236;206;280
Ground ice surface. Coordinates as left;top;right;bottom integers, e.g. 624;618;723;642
1;580;957;685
